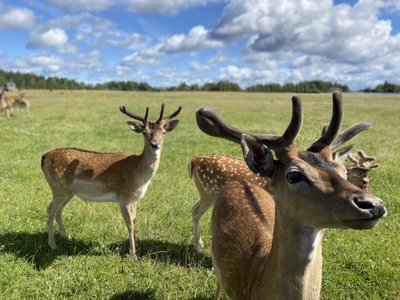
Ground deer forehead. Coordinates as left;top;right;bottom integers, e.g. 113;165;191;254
299;152;341;174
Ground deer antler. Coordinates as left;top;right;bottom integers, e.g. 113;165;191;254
348;150;379;169
307;92;343;152
157;103;182;123
119;106;149;124
196;96;302;150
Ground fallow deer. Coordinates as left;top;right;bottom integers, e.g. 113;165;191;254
190;108;372;253
0;89;15;118
196;93;387;299
347;150;379;191
13;91;30;112
41;104;181;257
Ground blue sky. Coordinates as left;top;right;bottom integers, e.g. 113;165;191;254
0;0;399;90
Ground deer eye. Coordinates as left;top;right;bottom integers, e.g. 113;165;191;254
287;171;304;184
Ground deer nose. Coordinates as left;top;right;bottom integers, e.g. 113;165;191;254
352;195;387;218
150;141;160;149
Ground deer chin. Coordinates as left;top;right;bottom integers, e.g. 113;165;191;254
341;217;381;230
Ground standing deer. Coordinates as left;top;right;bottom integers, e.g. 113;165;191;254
190;107;372;253
197;93;387;299
42;104;181;257
347;150;379;191
0;89;15;118
13;91;30;112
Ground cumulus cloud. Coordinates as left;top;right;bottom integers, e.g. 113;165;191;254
191;55;227;71
212;0;400;65
13;53;65;74
161;26;224;53
122;26;224;68
28;28;69;49
122;0;214;15
47;0;219;15
0;6;35;30
47;0;116;12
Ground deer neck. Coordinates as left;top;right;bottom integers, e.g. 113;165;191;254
137;141;162;178
257;207;324;300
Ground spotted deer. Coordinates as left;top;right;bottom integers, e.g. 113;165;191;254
190;107;372;253
13;91;30;112
347;150;379;191
0;89;15;118
41;104;181;257
197;92;387;299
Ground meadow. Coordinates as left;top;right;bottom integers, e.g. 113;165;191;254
0;90;399;299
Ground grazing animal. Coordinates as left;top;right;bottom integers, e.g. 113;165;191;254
13;91;30;112
197;93;387;299
190;109;372;253
41;104;181;257
0;89;15;118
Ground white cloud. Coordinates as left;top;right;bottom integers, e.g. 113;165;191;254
47;0;116;12
47;0;219;15
191;55;227;71
122;44;163;66
28;28;69;49
13;53;65;74
219;65;253;81
122;0;213;15
161;26;224;53
0;7;35;30
93;32;146;49
212;0;400;65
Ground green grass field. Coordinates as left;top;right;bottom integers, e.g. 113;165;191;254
0;90;399;299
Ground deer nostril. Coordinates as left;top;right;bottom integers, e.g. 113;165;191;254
353;196;375;210
150;141;159;149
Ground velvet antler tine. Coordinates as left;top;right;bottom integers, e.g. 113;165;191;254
144;107;149;124
332;122;371;149
196;107;245;144
119;106;148;123
348;152;359;165
197;96;302;151
157;103;165;123
162;106;182;121
308;92;343;152
358;150;376;163
254;96;303;149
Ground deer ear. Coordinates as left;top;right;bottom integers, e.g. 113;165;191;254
164;119;179;133
240;134;275;178
127;121;144;133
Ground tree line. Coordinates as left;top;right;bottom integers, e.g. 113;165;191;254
2;69;399;93
362;81;400;93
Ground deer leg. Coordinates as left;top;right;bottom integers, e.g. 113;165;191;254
55;197;73;239
192;194;216;253
119;201;138;258
47;192;73;249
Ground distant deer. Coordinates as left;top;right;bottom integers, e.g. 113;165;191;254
41;104;181;257
346;150;379;191
197;93;387;299
13;91;30;112
0;89;15;118
190;108;372;253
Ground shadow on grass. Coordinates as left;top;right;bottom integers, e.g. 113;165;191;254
0;231;100;270
109;290;156;300
0;232;212;270
109;238;212;269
